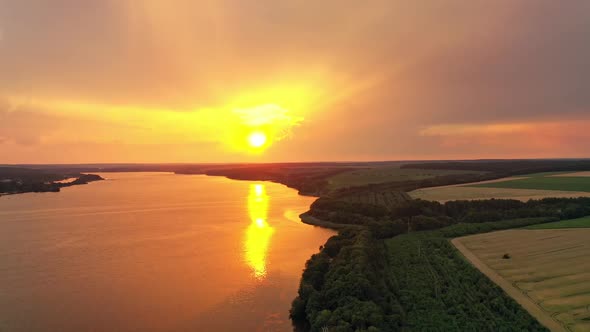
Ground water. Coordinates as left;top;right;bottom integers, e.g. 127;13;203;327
0;173;334;331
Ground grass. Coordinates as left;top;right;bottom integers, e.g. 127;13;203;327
525;216;590;229
469;176;590;192
326;166;481;190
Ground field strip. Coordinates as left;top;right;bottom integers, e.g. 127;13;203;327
416;176;528;190
410;186;590;202
551;171;590;177
452;237;567;332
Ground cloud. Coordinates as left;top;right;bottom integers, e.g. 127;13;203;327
419;124;533;137
417;119;590;158
1;0;589;162
0;104;56;146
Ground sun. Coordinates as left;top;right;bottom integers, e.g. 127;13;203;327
248;131;267;148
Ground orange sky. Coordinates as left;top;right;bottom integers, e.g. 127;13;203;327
1;0;589;163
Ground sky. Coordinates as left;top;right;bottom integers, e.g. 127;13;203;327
1;0;589;163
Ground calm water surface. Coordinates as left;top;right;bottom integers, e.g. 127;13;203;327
0;173;334;331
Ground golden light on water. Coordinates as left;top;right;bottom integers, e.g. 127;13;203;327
244;183;274;280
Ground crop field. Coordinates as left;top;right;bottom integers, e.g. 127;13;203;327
410;172;590;202
552;171;590;177
380;218;554;331
338;189;411;208
454;229;590;332
469;176;590;192
526;216;590;230
326;166;481;190
410;186;590;202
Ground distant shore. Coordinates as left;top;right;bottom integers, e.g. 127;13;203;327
0;173;104;197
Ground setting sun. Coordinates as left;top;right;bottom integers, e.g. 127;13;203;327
3;1;589;331
248;132;267;148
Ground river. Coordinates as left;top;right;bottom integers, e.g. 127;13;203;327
0;172;334;331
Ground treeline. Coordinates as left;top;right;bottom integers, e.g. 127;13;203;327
308;196;590;238
329;172;499;197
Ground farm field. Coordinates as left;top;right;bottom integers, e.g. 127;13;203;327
336;189;411;208
552;171;590;177
454;229;590;332
409;186;590;202
326;165;482;190
410;172;590;202
380;218;553;331
526;216;590;230
469;176;590;192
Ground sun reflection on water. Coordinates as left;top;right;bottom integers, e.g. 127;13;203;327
244;183;274;280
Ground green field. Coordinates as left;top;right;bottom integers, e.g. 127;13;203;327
525;216;590;229
327;166;481;190
469;175;590;192
410;172;590;202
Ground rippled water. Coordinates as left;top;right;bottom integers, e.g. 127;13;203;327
0;173;334;331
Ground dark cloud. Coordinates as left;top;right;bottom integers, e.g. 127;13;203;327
394;0;590;125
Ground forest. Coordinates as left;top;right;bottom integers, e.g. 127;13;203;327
307;195;590;236
291;195;590;331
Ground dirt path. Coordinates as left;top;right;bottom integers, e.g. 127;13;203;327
451;237;567;332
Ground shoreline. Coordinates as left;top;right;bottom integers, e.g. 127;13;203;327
199;172;319;197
